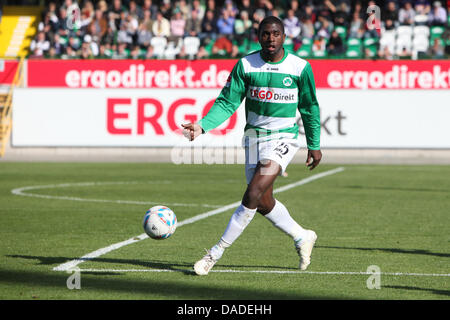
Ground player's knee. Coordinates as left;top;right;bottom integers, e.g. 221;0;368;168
257;197;275;215
246;185;265;203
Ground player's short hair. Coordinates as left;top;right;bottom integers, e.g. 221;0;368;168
258;16;285;36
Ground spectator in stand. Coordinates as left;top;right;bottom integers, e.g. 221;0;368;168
141;9;153;32
170;9;186;43
80;39;94;59
128;0;144;21
284;9;302;40
234;10;252;46
333;2;351;28
56;7;70;37
185;9;202;38
81;1;94;22
327;30;345;55
137;19;152;48
378;45;394;60
254;0;274;17
316;19;332;40
191;0;205;21
61;45;77;59
196;45;209;59
117;18;133;45
30;31;50;57
159;0;172;20
97;43;111;58
349;11;364;38
176;45;188;59
46;47;58;58
382;1;399;29
230;43;242;58
250;9;265;41
206;0;220;19
178;0;190;21
125;10;139;44
152;11;171;38
300;4;316;24
50;33;65;56
312;35;327;54
113;42;129;59
200;9;218;43
43;2;59;32
300;16;315;39
211;35;233;56
238;0;253;19
399;1;416;25
89;9;108;40
142;0;158;20
130;45;142;59
384;17;396;30
102;24;117;46
67;35;81;52
428;1;447;25
223;0;239;19
414;0;431;25
85;33;99;56
397;46;412;58
283;9;302;50
97;0;108;14
290;0;303;17
145;45;155;59
216;9;235;37
428;37;445;57
315;1;333;28
109;0;125;30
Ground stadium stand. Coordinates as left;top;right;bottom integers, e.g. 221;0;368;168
0;0;448;60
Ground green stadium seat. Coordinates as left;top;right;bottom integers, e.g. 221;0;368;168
296;44;312;57
363;38;377;47
347;38;362;47
346;47;362;58
430;26;445;41
335;26;347;40
312;49;327;58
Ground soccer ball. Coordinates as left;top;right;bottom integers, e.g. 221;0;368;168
143;206;177;239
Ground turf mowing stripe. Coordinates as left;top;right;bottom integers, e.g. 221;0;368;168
77;268;450;277
53;167;345;272
11;181;221;208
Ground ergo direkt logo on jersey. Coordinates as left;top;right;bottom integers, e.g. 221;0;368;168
247;87;297;103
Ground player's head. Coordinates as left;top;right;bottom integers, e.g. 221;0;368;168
258;16;285;57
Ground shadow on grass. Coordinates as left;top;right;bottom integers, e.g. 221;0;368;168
6;255;296;272
316;246;450;258
384;285;450;297
344;185;450;193
0;268;340;300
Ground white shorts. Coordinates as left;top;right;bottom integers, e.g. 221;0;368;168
244;136;301;184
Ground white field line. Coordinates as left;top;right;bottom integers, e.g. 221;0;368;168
77;268;450;277
11;181;221;208
53;167;345;272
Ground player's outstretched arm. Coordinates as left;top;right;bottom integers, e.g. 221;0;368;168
181;123;203;141
306;149;322;170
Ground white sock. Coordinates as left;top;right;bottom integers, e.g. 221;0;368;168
209;238;230;261
210;204;256;260
264;199;308;243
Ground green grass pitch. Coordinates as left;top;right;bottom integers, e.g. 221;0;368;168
0;162;448;300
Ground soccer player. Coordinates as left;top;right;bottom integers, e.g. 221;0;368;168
182;16;322;276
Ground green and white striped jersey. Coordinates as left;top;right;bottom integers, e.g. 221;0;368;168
198;49;321;150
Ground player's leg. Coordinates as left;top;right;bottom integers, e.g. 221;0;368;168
193;160;279;275
256;181;317;270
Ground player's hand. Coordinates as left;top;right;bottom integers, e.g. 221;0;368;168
306;149;322;170
181;123;203;141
